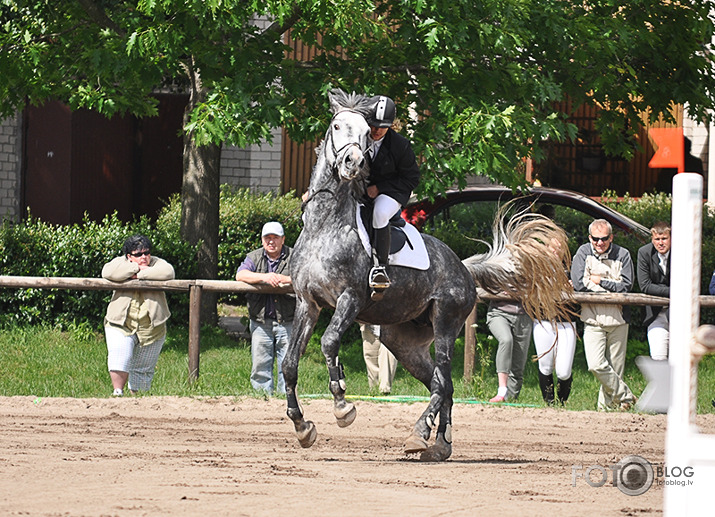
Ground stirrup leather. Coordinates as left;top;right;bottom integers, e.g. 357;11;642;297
369;266;391;289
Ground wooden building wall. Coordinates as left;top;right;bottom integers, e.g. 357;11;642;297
277;31;686;198
535;101;684;197
22;95;186;225
280;30;327;196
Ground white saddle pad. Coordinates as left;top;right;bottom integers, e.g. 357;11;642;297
355;205;430;271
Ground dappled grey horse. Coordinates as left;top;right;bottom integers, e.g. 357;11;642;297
282;89;570;461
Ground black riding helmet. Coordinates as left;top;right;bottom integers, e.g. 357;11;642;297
367;95;396;128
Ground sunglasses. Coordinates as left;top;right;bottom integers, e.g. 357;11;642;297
589;235;611;243
129;250;151;257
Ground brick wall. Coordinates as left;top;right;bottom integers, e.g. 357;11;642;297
220;126;283;192
0;113;21;222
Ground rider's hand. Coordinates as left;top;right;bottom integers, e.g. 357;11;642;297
367;185;379;198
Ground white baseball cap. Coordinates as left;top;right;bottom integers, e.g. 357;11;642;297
261;221;284;237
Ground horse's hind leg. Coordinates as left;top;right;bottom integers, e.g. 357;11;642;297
283;300;320;448
419;394;453;462
384;313;458;462
322;290;362;427
405;365;453;462
380;323;441;456
416;309;465;462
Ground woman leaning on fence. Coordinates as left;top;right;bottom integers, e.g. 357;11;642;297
101;235;175;397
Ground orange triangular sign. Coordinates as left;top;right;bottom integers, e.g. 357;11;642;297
648;128;684;172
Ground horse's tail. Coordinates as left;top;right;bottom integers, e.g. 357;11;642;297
462;206;575;322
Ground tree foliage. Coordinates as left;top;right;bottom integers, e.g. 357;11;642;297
349;0;715;194
1;0;713;319
2;1;713;197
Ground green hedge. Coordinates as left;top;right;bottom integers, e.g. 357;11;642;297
0;210;197;327
2;187;712;334
0;186;302;327
156;186;303;305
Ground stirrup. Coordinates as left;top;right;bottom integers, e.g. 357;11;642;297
369;266;391;289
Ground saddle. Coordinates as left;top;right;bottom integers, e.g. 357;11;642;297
355;204;430;271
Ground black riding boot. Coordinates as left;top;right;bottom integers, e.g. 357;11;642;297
538;371;555;405
557;375;573;405
369;226;391;295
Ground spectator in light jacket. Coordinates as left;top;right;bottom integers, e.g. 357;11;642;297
102;235;174;397
571;219;637;411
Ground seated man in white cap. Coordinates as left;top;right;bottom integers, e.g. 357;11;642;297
235;221;295;395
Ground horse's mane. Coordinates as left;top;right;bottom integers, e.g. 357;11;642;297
329;88;373;119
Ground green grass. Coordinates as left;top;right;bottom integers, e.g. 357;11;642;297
1;322;714;414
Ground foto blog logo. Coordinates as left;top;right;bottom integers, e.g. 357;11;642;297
571;455;694;496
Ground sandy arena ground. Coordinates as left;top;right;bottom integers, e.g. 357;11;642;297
1;395;713;516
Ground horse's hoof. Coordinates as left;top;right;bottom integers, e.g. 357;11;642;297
296;421;317;448
404;434;429;454
420;436;452;462
335;404;357;428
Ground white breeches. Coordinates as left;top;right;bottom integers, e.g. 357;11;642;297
533;320;577;380
372;194;401;229
647;310;669;361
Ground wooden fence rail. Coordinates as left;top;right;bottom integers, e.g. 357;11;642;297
0;276;291;383
463;291;715;382
1;275;713;384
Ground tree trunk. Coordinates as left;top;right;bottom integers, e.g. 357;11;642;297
181;61;220;325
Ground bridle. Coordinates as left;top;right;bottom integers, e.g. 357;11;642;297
302;109;368;210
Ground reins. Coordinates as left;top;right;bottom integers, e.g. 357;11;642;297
300;186;336;212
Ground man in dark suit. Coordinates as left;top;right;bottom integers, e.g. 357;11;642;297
637;222;671;360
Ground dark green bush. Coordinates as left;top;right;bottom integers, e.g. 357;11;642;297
156;185;303;305
0;187;303;327
0;211;198;327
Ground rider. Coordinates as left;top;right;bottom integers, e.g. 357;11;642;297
365;95;421;296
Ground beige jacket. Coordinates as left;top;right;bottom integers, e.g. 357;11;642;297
102;255;175;327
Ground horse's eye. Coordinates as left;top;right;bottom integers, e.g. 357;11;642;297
333;124;340;131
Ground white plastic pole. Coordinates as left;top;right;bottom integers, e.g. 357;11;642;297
664;173;710;515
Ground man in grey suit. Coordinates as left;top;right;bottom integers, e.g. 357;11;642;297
637;222;671;360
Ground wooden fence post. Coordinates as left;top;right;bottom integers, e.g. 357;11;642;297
188;283;202;383
464;303;478;383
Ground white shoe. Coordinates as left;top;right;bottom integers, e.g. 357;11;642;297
112;388;124;397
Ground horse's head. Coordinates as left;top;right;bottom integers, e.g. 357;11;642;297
325;90;371;182
326;109;369;182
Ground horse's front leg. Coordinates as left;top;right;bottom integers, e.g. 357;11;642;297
322;289;362;427
283;299;320;448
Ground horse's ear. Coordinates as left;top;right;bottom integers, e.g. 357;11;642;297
328;88;347;114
